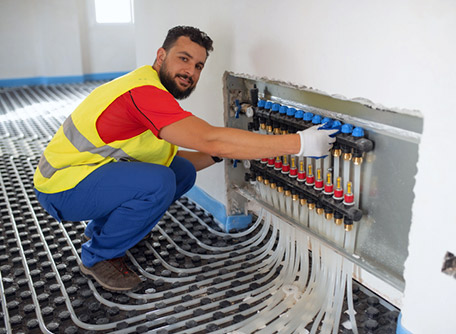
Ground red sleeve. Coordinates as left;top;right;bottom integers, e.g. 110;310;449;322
128;86;193;138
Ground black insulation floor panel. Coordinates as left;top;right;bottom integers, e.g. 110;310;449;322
0;83;399;333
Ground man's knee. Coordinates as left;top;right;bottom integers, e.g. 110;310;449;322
183;161;197;187
170;157;196;199
172;156;196;185
148;167;177;203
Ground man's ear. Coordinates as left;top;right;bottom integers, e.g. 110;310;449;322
156;48;167;67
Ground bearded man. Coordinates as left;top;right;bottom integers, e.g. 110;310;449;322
34;26;336;291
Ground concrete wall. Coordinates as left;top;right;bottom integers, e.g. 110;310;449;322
0;0;136;81
134;1;456;333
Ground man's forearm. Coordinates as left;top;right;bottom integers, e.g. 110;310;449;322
203;126;300;159
161;116;300;160
176;151;216;171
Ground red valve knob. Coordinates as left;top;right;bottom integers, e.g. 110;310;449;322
314;179;324;190
289;167;298;177
333;188;343;200
324;183;334;195
344;192;354;205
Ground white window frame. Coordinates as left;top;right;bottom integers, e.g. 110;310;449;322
93;0;134;25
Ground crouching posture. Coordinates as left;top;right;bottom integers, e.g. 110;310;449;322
34;26;336;291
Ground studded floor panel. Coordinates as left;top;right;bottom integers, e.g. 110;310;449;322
0;83;399;333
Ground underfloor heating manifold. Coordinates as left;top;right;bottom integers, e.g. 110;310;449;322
0;83;399;333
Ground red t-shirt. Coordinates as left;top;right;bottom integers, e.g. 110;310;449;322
96;85;193;143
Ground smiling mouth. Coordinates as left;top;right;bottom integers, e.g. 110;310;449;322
176;75;193;87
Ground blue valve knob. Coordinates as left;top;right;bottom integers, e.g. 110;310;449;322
332;120;342;129
327;120;342;138
322;117;332;125
258;99;266;108
294;109;304;119
312;115;322;124
303;112;314;122
320;117;333;129
233;159;238;168
341;123;354;134
279;105;288;115
272;103;280;112
264;101;272;110
287;108;296;117
352;127;365;137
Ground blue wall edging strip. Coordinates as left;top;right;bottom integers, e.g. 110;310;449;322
83;71;128;81
185;185;252;232
0;71;128;87
396;313;412;334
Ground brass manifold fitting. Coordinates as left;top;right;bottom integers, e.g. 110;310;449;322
344;223;353;232
343;152;352;161
353;156;363;165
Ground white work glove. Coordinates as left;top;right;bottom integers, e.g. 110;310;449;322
297;125;338;157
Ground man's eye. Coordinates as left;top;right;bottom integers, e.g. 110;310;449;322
196;65;203;71
180;57;188;62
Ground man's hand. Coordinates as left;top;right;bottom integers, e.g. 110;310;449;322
176;151;215;171
297;125;338;157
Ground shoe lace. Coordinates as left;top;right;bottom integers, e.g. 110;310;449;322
108;257;132;276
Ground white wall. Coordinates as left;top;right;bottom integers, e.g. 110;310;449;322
134;1;456;333
0;0;136;80
78;0;136;75
135;0;236;207
0;0;83;79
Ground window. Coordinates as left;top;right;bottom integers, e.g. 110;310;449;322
94;0;133;24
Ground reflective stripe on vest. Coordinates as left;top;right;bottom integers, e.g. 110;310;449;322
38;116;137;179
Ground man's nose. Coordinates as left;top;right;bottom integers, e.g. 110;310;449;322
183;63;195;77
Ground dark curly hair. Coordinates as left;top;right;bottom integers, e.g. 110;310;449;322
162;26;214;57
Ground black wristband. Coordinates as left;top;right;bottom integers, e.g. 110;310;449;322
211;156;223;163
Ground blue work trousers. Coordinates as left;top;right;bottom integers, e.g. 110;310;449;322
35;156;196;267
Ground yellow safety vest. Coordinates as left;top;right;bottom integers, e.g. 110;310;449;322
34;65;178;194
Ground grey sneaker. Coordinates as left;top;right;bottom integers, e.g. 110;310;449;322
79;257;141;291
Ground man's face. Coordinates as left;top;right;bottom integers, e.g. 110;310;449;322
156;36;207;100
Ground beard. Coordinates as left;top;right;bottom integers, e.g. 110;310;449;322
159;60;195;100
